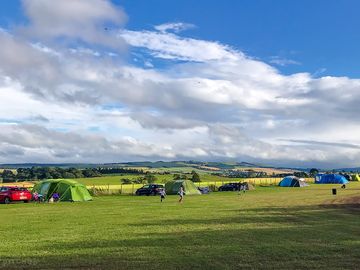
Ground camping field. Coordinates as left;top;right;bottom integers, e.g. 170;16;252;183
75;174;289;186
1;183;360;269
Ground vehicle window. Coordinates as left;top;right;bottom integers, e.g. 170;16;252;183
143;185;150;188
0;187;7;191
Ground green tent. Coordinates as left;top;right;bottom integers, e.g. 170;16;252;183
165;180;201;195
32;179;92;202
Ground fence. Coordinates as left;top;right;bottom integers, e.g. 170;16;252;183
87;177;316;195
0;182;34;188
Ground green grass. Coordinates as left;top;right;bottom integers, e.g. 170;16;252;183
1;183;360;269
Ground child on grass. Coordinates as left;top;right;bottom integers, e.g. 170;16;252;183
178;186;184;203
160;189;166;202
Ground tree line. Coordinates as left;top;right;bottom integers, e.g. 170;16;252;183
0;167;145;183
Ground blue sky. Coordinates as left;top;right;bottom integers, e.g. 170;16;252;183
2;0;360;77
0;0;360;168
120;0;360;77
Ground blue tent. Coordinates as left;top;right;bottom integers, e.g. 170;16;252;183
279;176;308;187
315;174;349;184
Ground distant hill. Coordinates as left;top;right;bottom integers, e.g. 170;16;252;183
0;161;282;171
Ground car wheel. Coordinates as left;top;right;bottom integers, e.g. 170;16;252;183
24;200;29;203
4;197;11;204
152;191;157;196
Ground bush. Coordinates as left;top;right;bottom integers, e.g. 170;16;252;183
191;171;201;182
208;184;217;192
121;178;132;184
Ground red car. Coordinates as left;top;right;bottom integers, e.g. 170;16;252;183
0;186;32;204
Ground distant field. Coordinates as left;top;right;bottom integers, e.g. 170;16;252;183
0;169;17;174
233;166;298;175
0;183;359;269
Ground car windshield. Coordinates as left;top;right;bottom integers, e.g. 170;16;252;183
143;185;150;188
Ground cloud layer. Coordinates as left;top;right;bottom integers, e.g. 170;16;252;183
0;0;360;168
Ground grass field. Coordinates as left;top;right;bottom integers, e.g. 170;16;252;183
1;183;360;269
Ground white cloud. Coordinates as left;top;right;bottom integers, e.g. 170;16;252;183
120;30;240;62
154;22;195;33
21;0;127;50
269;56;300;66
1;2;360;168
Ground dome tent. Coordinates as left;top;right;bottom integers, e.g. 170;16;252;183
315;174;349;184
165;180;201;195
351;174;360;181
32;179;92;202
279;176;308;187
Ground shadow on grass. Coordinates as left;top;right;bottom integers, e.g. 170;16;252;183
2;203;360;269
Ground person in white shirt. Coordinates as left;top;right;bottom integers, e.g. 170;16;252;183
160;189;166;202
178;186;184;203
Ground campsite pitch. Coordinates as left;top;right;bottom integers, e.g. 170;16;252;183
0;183;360;269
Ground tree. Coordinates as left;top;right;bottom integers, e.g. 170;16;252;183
121;178;132;184
173;174;187;180
294;171;309;178
62;172;75;179
2;170;16;183
191;170;201;182
16;168;31;181
309;168;319;177
145;174;157;184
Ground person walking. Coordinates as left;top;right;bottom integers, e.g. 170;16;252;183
178;186;184;203
160;189;166;202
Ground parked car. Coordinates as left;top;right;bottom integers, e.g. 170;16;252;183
0;186;32;204
218;183;242;191
135;184;164;196
198;186;210;194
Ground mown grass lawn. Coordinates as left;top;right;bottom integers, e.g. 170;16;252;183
1;183;360;269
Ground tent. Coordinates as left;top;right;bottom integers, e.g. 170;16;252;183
32;179;92;202
165;180;201;195
315;174;349;184
242;182;255;190
351;174;360;181
279;176;308;187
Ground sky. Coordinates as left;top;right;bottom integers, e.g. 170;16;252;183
0;0;360;168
